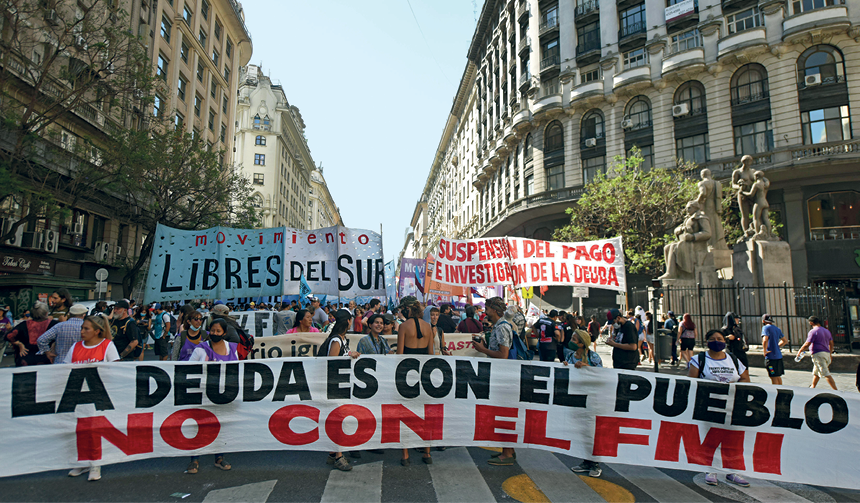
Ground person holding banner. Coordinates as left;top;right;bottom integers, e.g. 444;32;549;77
356;314;393;355
320;311;360;471
286;309;321;334
172;311;209;361
396;296;436;466
688;329;751;487
563;330;604;478
65;315;120;481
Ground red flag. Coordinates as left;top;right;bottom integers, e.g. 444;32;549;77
539;285;548;296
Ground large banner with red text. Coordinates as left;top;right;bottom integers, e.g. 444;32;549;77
2;356;857;489
433;236;626;291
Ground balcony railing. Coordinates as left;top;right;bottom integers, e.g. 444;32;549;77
540;54;560;71
797;74;846;90
519;35;529;53
730;82;769;106
576;38;601;56
575;0;599;18
539;15;558;33
519;71;531;86
619;21;647;40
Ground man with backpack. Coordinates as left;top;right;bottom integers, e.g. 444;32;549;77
532;310;563;362
111;300;142;361
151;303;173;361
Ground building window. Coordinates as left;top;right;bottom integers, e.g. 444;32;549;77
583;156;606;184
540;76;560;97
734;120;773;155
623;47;648;69
801;106;851;145
223;66;230;82
183;5;192;25
580;65;601;83
797;44;846;88
210;81;217;98
629;145;653;171
226;38;233;59
791;0;838;15
545;121;564;153
255;135;266;145
668;28;701;55
178;75;187;101
253;174;264;185
674;80;707;115
546;165;564;191
212;49;219;66
624;95;651;129
619;3;646;37
201;0;209;19
577;21;600;52
807;191;860;241
581;109;605;144
676;133;710;164
194;94;202;117
214;21;222;40
731;63;769;105
524;134;533;160
726;7;763;35
180;41;189;63
254;154;265;165
199;28;207;48
153;94;163;117
160;15;171;43
175;112;184;129
525;174;534;196
157;53;168;80
197;61;204;82
208;109;215;131
192;128;200;141
541;38;559;70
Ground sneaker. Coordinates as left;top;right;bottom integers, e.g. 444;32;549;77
705;473;718;486
87;466;101;481
332;456;352;471
725;474;750;487
571;462;591;474
68;467;89;477
326;455;336;465
588;465;602;478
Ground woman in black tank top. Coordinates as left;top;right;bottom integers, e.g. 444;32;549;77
396;297;435;465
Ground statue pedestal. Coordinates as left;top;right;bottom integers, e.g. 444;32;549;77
713;248;732;270
732;239;793;286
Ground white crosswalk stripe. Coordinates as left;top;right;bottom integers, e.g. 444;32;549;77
202;480;278;503
517;449;604;502
611;464;711;502
321;460;383;503
692;473;837;503
426;447;496;503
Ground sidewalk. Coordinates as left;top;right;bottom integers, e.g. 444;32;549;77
591;341;859;392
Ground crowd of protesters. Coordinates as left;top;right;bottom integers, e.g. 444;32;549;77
0;288;852;483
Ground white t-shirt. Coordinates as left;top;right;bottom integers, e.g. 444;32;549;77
690;353;747;383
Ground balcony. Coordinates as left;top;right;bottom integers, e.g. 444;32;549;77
539;15;559;36
618;21;647;51
570;80;604;102
782;5;849;42
519;35;530;55
508;57;517;72
512;108;532;129
574;0;599;21
517;1;529;21
519;71;532;91
662;47;705;76
540;53;560;72
575;38;601;64
474;185;586;238
533;93;563;115
717;27;767;60
613;65;651;90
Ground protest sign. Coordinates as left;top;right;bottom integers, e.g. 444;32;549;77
2;357;858;489
282;226;385;298
144;224;285;302
398;258;425;301
246;333;484;360
433;236;626;292
423;254;468;306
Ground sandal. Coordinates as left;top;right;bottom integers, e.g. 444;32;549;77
488;456;515;466
422;455;432;465
186;460;199;474
400;458;410;466
214;456;231;471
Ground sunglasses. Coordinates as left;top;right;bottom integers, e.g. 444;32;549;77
190;317;203;321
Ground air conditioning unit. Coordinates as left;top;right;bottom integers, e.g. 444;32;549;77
805;74;822;87
44;9;59;25
584;138;597;148
42;229;59;253
672;103;690;117
2;218;25;247
621;119;633;129
115;246;122;258
95;241;111;262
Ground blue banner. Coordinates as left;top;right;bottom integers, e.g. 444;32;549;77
144;224;285;302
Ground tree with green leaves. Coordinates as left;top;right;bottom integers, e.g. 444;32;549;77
99;115;261;297
553;149;699;278
0;0;155;241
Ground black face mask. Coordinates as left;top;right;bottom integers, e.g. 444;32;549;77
209;332;224;343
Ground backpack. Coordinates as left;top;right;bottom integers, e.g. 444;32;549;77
235;325;254;360
696;352;740;379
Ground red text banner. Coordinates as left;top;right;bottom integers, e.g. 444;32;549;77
433;236;626;292
1;358;857;489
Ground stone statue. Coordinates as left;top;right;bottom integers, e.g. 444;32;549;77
659;200;713;280
742;170;774;240
731;155;756;241
696;168;726;250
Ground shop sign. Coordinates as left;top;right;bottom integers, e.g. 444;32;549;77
665;0;695;22
0;252;55;275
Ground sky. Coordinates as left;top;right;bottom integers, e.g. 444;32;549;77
241;0;483;262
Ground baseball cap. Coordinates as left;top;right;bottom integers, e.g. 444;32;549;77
153;302;162;310
69;304;88;315
250;302;256;306
214;300;225;306
762;314;773;324
212;304;230;315
382;313;395;324
667;310;675;317
115;300;130;309
607;308;622;322
308;296;319;303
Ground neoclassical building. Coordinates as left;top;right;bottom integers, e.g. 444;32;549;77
234;65;342;229
309;165;343;229
407;0;860;306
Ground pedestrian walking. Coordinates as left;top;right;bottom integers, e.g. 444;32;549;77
5;301;54;366
396;296;435;466
319;311;359;471
111;300;142;361
760;314;788;385
172;311;209;361
587;314;601;352
644;311;654;363
605;309;639;371
456;306;483;333
532;310;563;362
47;288;73;322
36;303;87;363
678;313;697;365
722;312;749;369
688;329;750;488
66;315;120;481
665;311;680;365
564;330;603;478
796;316;836;390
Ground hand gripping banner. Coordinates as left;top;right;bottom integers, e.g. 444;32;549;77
1;357;858;489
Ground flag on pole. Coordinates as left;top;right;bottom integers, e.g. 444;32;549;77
414;265;425;295
539;285;548;296
299;273;312;307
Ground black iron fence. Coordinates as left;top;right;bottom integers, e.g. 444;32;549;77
631;283;852;351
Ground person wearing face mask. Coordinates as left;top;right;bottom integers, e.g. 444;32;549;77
172;311;209;361
721;312;749;370
688;329;750;486
604;309;639;370
185;319;234;474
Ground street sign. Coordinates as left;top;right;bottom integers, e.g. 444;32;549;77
573;287;589;298
95;281;108;293
95;268;108;281
615;294;626;305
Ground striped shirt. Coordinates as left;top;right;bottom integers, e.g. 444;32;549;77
36;317;84;364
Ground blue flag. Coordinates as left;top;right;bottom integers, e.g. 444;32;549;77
299;273;312;307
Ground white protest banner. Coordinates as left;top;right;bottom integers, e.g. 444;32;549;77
433;236;626;292
2;357;859;489
283;226;385;298
246;333;484;360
